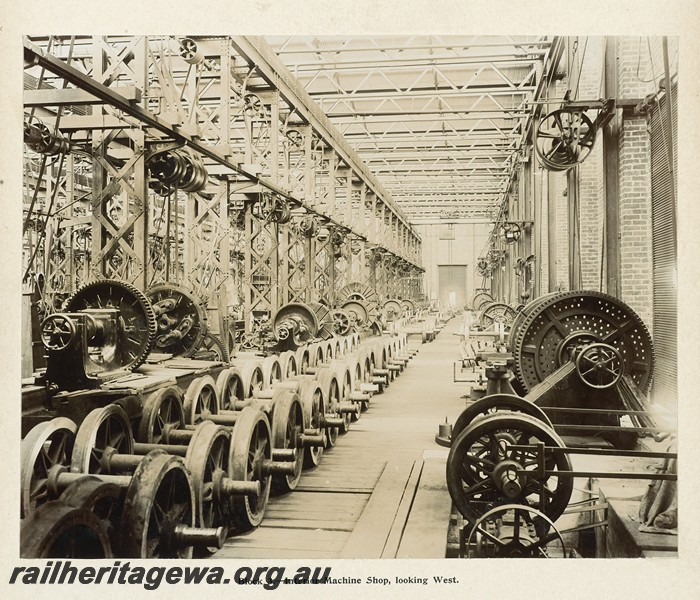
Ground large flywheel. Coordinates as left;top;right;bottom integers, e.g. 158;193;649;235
512;291;654;394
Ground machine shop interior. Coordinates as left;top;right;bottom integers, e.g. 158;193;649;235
18;34;679;561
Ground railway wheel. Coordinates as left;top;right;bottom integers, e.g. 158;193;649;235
215;367;245;411
20;502;113;558
183;376;219;425
270;391;304;494
71;404;134;474
117;451;196;558
137;386;186;443
446;412;573;525
297;379;325;469
229;408;272;530
451;394;554;444
185;422;231;533
21;417;77;518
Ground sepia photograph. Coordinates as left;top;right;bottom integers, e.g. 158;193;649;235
2;1;699;598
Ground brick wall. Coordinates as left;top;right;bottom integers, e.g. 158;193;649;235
576;37;605;290
554;171;569;290
616;37;655;329
617;117;654;329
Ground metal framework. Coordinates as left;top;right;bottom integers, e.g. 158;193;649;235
267;35;554;222
22;35;427;337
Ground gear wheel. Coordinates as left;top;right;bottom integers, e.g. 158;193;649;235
64;279;157;370
512;290;654;394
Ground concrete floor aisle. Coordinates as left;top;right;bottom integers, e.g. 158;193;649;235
216;315;469;559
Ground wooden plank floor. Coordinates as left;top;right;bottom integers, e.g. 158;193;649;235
216;316;468;559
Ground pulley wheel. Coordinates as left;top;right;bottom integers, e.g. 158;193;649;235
535;108;596;171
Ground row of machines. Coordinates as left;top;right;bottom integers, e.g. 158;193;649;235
439;290;675;558
20;279;425;558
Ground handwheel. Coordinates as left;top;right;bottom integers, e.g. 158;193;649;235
575;343;623;389
446;412;573;525
270;391;304;494
185;422;232;531
20;501;113;558
466;504;566;558
331;309;352;336
451;394;554;444
137;386;186;443
183;376;219;425
40;314;77;350
71;404;134;474
21;418;77;518
117;451;196;558
228;408;272;530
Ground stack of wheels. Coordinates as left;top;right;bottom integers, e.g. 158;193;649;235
179;374;304;500
18;330;412;559
19;408;247;558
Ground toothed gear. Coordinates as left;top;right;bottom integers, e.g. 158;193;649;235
512;291;654;394
479;302;517;330
146;283;208;358
507;292;561;349
64;279;157;370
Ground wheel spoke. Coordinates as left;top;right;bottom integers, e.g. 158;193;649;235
476;524;507;547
